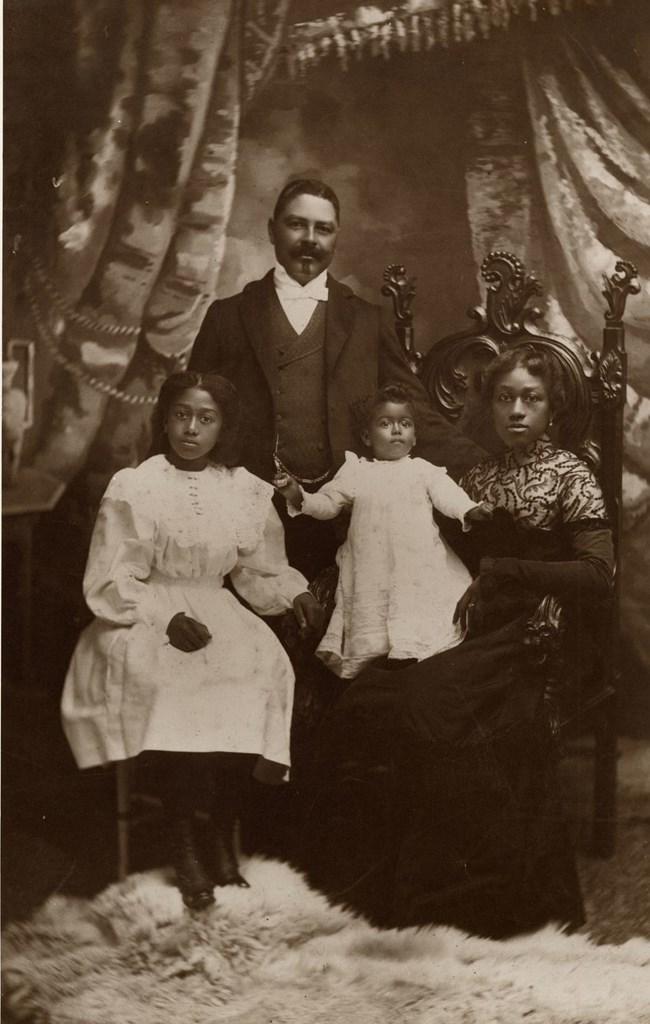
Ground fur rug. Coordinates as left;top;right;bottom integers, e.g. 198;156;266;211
3;858;650;1024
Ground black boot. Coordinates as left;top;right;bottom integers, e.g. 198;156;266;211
211;816;250;888
210;769;250;888
169;817;215;910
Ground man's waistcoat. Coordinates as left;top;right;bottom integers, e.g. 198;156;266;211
267;297;332;480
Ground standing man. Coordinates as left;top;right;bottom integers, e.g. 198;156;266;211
188;178;483;579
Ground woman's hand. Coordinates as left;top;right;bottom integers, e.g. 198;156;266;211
453;578;484;633
292;592;326;637
166;612;212;652
273;472;303;510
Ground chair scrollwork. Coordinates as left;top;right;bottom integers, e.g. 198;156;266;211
381;263;421;375
523;593;566;742
418;250;596;449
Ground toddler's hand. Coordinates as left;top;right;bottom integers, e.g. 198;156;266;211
465;502;494;524
273;473;303;509
166;612;212;652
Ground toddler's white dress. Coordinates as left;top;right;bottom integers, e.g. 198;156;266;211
61;456;307;779
295;453;475;678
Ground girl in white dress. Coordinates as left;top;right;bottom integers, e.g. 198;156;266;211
275;384;490;679
61;372;321;910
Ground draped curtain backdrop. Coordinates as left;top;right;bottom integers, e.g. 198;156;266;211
523;28;650;668
12;0;290;485
6;0;649;675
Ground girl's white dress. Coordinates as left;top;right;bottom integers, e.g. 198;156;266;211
295;453;476;678
61;456;307;779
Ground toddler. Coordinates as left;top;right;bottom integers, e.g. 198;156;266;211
275;383;490;678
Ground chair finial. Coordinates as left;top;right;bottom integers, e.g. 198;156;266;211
481;251;543;335
602;260;639;326
381;264;420;374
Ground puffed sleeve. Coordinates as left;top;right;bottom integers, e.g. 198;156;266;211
83;469;161;627
229;469;308;615
291;451;358;520
559;458;609;529
420;460;478;524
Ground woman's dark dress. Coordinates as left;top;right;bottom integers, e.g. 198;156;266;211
299;437;614;938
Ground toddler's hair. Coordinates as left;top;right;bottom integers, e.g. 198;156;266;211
350;382;417;439
150;371;241;466
479;345;566;413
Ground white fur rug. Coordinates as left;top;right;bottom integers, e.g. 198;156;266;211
3;857;650;1024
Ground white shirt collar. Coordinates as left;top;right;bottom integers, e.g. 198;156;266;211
273;263;329;301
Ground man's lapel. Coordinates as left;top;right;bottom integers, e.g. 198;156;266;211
325;276;356;379
239;271;277;387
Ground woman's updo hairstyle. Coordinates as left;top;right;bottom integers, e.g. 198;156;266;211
150;371;241;466
350;382;418;441
480;345;566;415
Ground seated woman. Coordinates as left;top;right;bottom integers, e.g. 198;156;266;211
301;346;613;939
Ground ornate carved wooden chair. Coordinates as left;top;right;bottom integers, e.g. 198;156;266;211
381;251;638;857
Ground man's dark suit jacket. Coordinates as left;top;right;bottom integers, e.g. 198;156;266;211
188;271;483;482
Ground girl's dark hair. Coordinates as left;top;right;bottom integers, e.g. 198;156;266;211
150;371;241;466
351;382;417;438
480;345;566;412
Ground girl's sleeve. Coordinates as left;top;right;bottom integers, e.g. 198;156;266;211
423;461;478;524
479;462;614;599
83;470;161;627
291;453;358;520
230;503;309;616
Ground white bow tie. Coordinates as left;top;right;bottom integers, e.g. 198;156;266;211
274;267;329;302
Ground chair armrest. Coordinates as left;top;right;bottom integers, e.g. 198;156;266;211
522;594;565;663
523;594;566;740
309;565;339;621
278;564;339;653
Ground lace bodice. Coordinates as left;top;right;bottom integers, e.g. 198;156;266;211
460;436;608;533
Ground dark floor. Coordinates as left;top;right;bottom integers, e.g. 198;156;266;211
2;684;119;923
2;679;650;942
559;735;650;944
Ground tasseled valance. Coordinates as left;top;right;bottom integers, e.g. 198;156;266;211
285;0;618;74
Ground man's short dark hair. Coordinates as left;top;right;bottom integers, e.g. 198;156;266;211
272;179;340;223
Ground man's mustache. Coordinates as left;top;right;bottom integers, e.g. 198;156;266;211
291;242;323;259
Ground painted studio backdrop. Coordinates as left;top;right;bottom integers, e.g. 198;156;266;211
3;0;650;702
